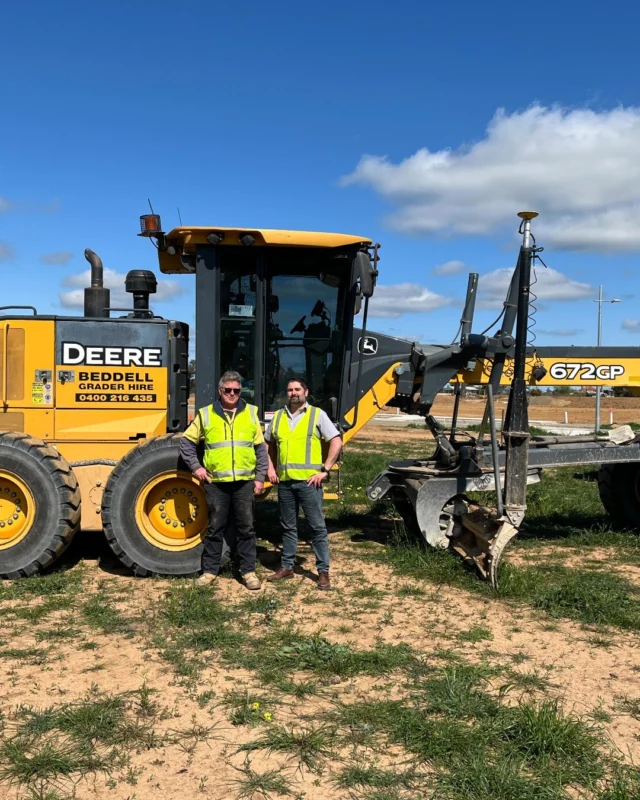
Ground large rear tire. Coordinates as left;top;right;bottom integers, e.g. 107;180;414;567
0;432;80;578
597;463;640;529
101;435;207;576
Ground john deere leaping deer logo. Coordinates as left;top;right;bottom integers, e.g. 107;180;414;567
358;337;378;355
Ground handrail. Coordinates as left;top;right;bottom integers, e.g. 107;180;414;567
2;323;8;409
0;306;38;315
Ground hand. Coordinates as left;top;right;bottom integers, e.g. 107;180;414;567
307;471;328;488
194;467;212;483
267;466;280;484
254;480;264;495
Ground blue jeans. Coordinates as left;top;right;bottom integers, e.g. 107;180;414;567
278;480;330;574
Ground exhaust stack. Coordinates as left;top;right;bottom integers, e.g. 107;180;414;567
83;249;111;318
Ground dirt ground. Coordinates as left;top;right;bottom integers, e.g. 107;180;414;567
429;394;640;426
1;424;640;798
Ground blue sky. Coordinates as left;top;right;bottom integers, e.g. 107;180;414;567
2;0;640;349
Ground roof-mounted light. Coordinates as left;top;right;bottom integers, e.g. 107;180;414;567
139;214;163;237
207;232;225;245
239;233;255;247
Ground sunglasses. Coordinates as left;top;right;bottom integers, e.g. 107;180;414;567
222;387;241;395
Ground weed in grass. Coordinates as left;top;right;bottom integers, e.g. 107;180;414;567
502;670;551;695
457;625;493;643
81;596;133;635
240;723;335;773
11;595;74;623
240;632;416;680
427;665;498;715
272;677;320;699
499;565;640;630
433;753;561;800
336;763;422;791
396;584;426;598
0;687;160;796
168;716;217;757
497;699;602;785
222;690;273;727
0;647;50;666
35;626;80;643
0;570;84;601
78;641;98;651
233;762;294;798
197;690;215;708
616;695;640;719
585;635;615;649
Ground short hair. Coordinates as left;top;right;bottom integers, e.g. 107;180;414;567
218;370;243;391
287;377;308;391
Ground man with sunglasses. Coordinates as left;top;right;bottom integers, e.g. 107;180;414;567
179;371;267;590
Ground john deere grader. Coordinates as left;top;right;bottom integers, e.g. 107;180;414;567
2;210;640;581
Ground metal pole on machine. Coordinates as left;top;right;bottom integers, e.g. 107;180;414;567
502;211;537;526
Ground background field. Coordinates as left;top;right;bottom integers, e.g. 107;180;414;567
1;424;640;799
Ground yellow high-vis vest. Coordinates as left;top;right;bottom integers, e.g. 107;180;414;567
273;405;323;481
201;403;259;482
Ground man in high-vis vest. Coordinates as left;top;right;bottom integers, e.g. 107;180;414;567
265;378;343;590
179;371;268;590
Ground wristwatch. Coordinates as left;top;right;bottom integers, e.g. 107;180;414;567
320;466;330;475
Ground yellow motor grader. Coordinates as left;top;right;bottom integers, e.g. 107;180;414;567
1;210;639;582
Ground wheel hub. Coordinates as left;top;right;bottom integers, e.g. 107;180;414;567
135;472;207;551
0;472;35;549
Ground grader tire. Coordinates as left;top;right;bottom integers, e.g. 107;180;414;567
597;463;640;529
0;432;81;578
101;435;207;577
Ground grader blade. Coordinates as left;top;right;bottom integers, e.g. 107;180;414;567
450;508;519;587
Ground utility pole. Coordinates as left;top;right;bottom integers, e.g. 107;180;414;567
594;285;621;432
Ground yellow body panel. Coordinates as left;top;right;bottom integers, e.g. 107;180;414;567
461;356;640;388
343;362;403;445
159;226;371;273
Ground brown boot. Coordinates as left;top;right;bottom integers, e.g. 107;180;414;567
318;572;331;591
267;567;294;582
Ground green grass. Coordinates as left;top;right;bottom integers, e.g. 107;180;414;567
0;687;160;795
457;624;493;643
81;595;133;635
235;630;416;681
240;723;335;772
233;763;294;798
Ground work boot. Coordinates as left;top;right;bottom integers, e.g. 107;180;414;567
318;571;331;591
196;572;217;586
267;567;294;582
242;571;261;591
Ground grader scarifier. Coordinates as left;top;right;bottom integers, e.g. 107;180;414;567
0;210;639;581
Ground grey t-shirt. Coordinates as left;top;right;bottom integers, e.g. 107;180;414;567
264;404;340;443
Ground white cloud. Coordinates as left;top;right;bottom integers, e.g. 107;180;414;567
362;282;453;318
59;268;184;309
41;250;74;265
0;197;14;213
478;266;595;309
537;328;583;337
0;241;15;261
342;104;640;252
433;259;466;276
622;319;640;332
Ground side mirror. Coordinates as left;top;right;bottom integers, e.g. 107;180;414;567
355;251;375;298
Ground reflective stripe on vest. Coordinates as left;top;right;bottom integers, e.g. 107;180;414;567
201;403;259;482
274;405;323;481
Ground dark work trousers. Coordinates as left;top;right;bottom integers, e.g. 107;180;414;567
202;480;256;575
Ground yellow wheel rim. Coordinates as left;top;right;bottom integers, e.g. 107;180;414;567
0;470;36;550
135;471;207;551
